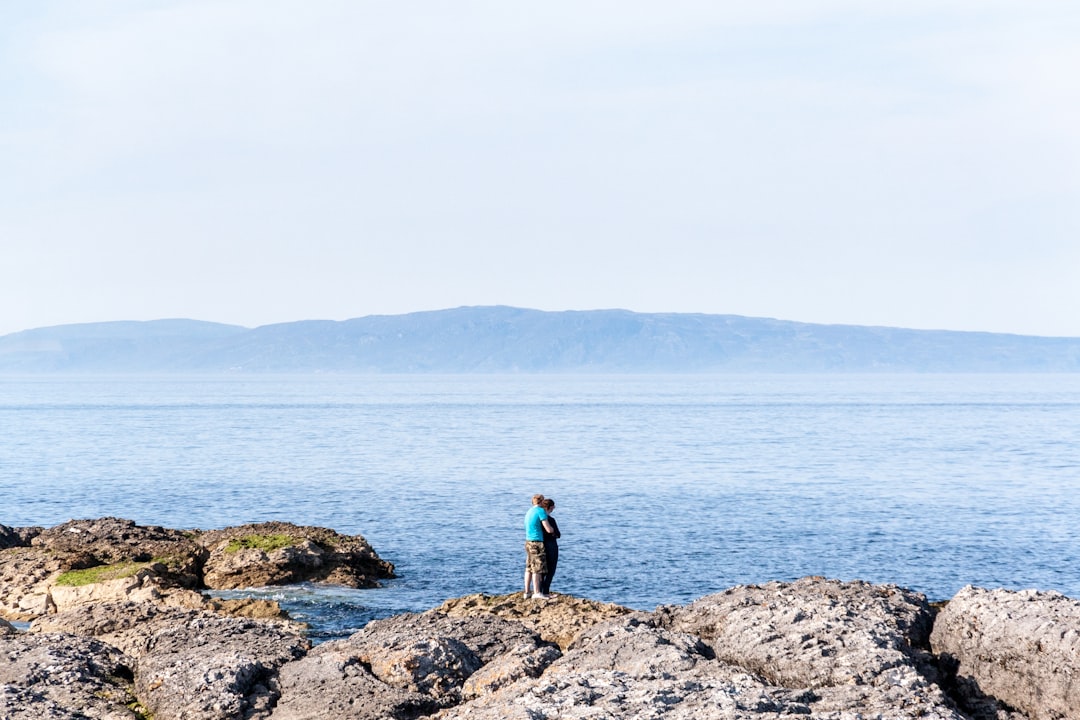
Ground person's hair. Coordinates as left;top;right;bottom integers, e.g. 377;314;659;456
542;498;555;510
532;494;545;506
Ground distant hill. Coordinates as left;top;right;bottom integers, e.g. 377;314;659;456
1;306;1079;373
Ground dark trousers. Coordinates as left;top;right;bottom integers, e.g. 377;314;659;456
540;541;558;594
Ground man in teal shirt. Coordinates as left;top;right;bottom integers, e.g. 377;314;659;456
524;493;555;599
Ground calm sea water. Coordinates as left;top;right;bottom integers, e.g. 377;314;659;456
3;374;1079;640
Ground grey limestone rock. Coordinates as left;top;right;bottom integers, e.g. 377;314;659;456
341;612;485;701
268;638;441;720
654;576;940;690
367;609;550;664
436;591;636;649
931;585;1080;720
430;580;969;720
134;614;310;720
0;631;142;719
31;601;222;657
461;641;562;700
269;610;560;719
435;613;967;720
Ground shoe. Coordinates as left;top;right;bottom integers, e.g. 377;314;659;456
532;593;550;600
522;592;531;599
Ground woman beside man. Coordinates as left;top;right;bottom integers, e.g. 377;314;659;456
523;494;561;600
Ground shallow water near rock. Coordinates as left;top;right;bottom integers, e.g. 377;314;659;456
3;373;1080;640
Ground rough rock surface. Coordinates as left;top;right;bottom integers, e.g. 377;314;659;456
269;610;560;719
30;599;305;655
651;577;960;718
7;519;1080;720
433;608;967;720
931;585;1080;720
1;518;393;624
0;631;142;719
270;644;437;719
1;517;207;621
134;614;310;720
33;517;206;587
198;521;396;589
32;602;213;655
654;577;939;687
437;591;636;649
0;523;41;550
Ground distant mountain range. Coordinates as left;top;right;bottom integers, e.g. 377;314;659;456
1;306;1078;373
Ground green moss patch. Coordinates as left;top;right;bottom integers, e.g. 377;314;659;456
223;533;296;554
55;561;150;587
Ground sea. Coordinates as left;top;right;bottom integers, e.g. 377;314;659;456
2;373;1079;641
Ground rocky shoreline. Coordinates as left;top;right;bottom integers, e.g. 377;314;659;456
2;518;1078;719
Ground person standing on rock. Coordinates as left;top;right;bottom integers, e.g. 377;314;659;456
524;493;555;600
539;497;561;596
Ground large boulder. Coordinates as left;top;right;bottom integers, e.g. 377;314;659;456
32;517;206;587
198;521;395;589
269;639;438;720
436;591;635;649
1;518;207;622
0;524;41;550
133;614;310;720
654;577;938;689
653;577;960;717
931;585;1080;720
0;631;143;719
269;609;559;719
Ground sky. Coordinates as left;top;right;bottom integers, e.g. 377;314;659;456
1;1;1078;337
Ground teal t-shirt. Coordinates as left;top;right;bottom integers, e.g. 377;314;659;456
524;505;549;541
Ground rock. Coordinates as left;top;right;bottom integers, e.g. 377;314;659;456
0;545;65;621
46;564;183;613
0;631;143;719
2;518;207;622
133;614;310;720
31;601;310;719
0;524;41;550
31;602;210;656
342;613;484;702
436;611;966;720
32;517;206;588
436;591;635;649
431;616;798;720
198;521;396;589
7;521;1080;720
2;518;387;625
931;585;1080;720
270;610;559;718
460;641;562;700
651;577;963;718
654;576;941;690
365;609;551;664
269;639;438;720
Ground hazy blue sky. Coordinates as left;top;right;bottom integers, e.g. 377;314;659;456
2;1;1078;337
